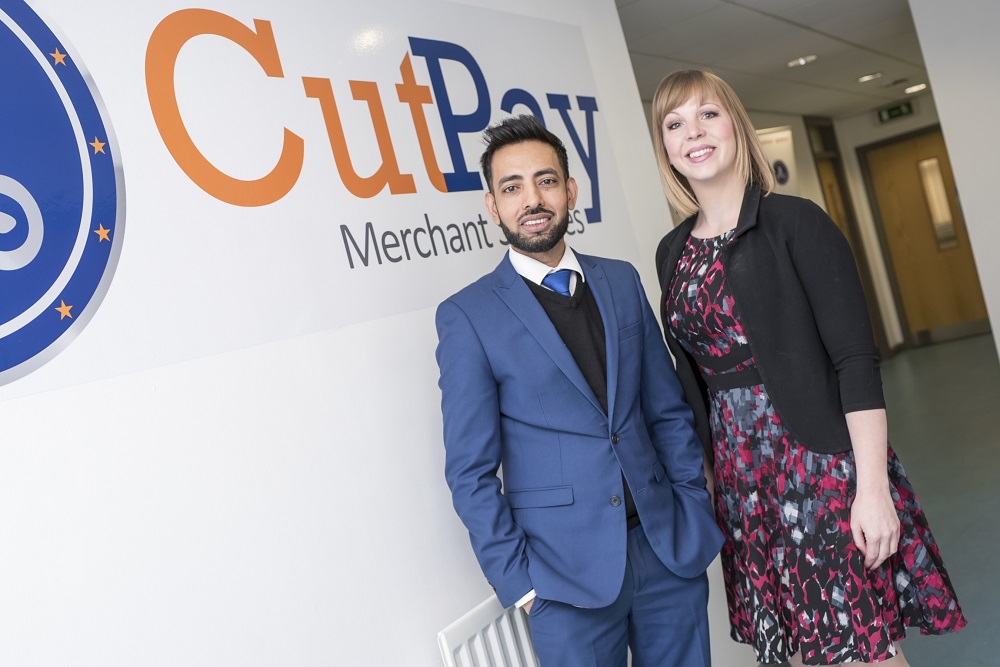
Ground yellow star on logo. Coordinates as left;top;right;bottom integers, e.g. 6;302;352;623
55;300;73;320
50;48;67;66
90;137;106;154
93;224;111;242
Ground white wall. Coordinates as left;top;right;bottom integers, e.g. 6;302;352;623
0;312;475;665
908;0;1000;358
1;0;758;665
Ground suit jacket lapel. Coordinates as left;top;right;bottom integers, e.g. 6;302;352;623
579;255;620;424
492;254;605;416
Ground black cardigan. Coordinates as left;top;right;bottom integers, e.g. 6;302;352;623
655;187;885;458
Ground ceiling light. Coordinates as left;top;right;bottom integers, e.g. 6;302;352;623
857;72;882;83
905;83;928;94
787;54;817;68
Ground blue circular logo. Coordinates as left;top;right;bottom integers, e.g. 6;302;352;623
773;159;789;186
0;1;124;385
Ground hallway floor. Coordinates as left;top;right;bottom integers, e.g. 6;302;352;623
881;333;998;666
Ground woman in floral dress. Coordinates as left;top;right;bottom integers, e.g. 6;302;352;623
651;69;966;665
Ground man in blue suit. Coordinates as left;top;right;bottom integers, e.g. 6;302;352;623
436;115;722;666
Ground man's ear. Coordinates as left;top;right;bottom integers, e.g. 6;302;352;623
485;192;501;225
567;177;579;210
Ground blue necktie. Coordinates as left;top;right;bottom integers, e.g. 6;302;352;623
542;269;573;296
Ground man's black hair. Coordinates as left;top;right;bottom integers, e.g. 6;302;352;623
480;115;570;193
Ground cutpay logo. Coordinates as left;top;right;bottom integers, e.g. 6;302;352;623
0;1;125;385
145;10;603;223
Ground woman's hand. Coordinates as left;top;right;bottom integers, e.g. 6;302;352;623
850;485;900;570
844;409;899;570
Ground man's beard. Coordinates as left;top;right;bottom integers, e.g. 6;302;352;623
498;207;571;255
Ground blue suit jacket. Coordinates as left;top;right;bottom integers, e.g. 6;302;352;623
436;252;723;609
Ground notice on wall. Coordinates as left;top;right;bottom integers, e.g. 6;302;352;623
757;126;800;197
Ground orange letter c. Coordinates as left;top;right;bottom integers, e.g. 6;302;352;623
145;10;303;207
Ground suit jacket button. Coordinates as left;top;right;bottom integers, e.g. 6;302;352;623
610;496;621;507
611;433;620;445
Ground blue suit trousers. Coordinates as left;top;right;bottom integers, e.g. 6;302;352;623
527;525;711;667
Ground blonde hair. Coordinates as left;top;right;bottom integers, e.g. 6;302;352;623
651;70;775;219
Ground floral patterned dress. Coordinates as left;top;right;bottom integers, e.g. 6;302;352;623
666;231;967;665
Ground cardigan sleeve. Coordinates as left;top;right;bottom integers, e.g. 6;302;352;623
789;201;886;413
655;228;678;286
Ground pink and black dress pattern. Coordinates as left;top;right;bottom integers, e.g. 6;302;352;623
666;232;967;665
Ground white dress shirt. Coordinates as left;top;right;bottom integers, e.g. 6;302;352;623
507;246;585;296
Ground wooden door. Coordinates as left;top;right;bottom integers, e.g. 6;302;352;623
863;128;988;340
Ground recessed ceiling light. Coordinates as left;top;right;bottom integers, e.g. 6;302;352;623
905;83;928;94
857;72;882;83
787;54;817;68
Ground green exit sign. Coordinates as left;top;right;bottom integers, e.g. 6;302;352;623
878;101;914;123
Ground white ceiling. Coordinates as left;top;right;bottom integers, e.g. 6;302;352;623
617;0;930;118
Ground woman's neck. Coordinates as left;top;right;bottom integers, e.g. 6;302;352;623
690;178;745;238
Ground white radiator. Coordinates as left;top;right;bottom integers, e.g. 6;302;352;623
438;596;540;667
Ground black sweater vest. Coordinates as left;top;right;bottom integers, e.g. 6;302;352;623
525;277;640;530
